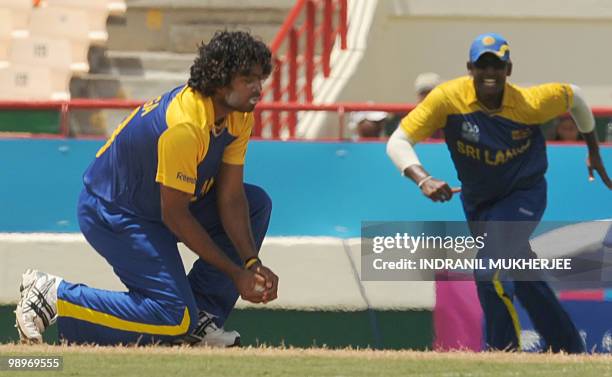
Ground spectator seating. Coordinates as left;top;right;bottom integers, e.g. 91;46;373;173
107;0;127;17
9;37;72;97
45;0;110;43
28;6;90;73
0;0;123;99
0;10;12;63
0;0;32;32
0;66;55;100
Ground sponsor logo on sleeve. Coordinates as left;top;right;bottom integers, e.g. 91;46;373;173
176;172;197;185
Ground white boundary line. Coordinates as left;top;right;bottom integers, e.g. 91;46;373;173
0;233;86;242
0;233;361;245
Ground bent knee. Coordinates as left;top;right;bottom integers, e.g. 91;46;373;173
244;184;272;215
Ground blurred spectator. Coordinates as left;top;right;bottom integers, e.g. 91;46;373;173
414;72;442;103
554;115;581;142
415;72;444;140
349;111;388;140
385;72;443;137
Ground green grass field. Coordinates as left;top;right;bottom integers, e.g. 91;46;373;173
0;345;611;377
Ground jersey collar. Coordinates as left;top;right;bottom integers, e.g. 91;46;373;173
466;77;516;112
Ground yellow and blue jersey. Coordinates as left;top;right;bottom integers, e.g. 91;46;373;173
400;76;573;208
83;85;253;220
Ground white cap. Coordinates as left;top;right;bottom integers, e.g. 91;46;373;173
349;111;388;130
414;72;441;93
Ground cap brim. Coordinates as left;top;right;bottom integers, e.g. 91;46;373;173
472;50;510;62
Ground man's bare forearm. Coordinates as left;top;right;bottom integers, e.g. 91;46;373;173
217;190;258;264
583;131;600;153
162;202;242;279
403;165;432;185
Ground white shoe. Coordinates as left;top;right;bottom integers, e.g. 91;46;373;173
15;269;62;344
183;310;240;347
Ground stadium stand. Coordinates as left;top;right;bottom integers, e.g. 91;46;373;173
0;0;125;102
0;0;32;32
0;9;11;63
9;37;72;98
28;6;91;73
107;0;127;17
79;1;291;100
70;0;292;134
45;0;111;44
0;66;54;100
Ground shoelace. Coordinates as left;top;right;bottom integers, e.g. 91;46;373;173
194;313;218;335
24;279;56;328
181;312;220;344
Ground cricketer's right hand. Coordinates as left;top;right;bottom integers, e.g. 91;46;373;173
420;177;454;202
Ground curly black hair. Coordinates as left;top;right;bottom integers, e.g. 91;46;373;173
188;31;272;96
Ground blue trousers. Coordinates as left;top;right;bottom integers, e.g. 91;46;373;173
57;184;272;345
464;179;584;353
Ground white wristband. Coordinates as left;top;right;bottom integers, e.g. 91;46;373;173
386;128;422;173
569;84;595;133
417;176;433;188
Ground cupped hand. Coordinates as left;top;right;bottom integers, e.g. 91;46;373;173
420;178;454;202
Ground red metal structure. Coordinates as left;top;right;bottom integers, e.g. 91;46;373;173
0;99;141;138
258;0;349;138
1;100;612;144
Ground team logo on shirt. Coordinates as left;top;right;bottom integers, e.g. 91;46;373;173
461;121;480;143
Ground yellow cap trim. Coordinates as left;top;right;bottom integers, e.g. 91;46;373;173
494;44;509;58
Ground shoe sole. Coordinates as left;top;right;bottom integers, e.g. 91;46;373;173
229;336;241;348
14;301;42;344
199;336;241;348
14;306;27;341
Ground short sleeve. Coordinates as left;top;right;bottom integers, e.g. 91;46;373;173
222;113;253;165
528;83;574;123
400;86;449;143
156;123;208;194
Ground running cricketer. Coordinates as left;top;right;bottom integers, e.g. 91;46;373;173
16;31;279;346
387;32;612;352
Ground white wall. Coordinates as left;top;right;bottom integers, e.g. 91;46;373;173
0;235;434;310
338;0;612;106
